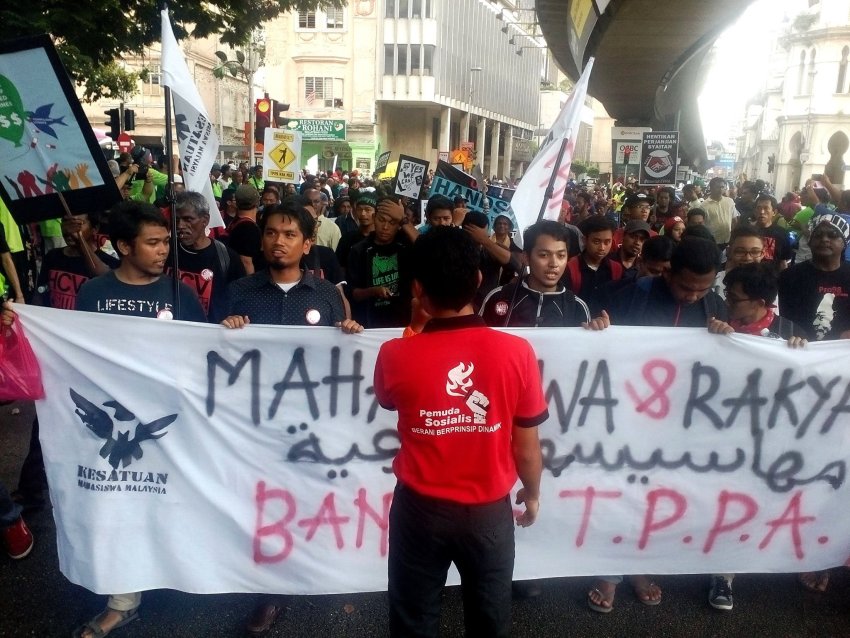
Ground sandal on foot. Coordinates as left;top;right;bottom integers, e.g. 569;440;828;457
631;576;662;606
799;570;829;593
587;586;615;613
72;608;139;638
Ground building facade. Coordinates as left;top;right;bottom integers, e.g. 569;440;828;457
264;0;544;177
80;35;254;161
736;0;850;192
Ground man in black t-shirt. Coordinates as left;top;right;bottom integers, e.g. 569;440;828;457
36;212;119;310
172;191;245;322
779;214;850;341
347;199;412;328
72;201;204;638
226;184;263;275
752;194;793;269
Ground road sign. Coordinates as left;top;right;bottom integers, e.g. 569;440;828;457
262;128;302;183
117;132;132;153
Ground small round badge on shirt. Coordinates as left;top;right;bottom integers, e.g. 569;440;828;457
201;268;214;281
495;301;509;316
157;308;174;321
306;309;321;325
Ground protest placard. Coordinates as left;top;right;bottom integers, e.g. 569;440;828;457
0;35;119;223
394;154;428;199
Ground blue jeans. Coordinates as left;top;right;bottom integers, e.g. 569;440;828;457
0;481;22;527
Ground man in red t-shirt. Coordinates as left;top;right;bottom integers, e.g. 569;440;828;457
374;227;547;638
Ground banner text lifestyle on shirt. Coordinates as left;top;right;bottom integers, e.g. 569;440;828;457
13;304;850;596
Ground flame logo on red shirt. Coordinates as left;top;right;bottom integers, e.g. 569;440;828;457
446;362;474;397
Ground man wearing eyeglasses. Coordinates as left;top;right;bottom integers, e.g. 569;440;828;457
751;193;792;270
713;225;765;299
304;187;341;251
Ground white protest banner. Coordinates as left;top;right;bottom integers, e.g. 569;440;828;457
394;154;429;199
509;58;594;246
14;304;850;596
160;9;224;228
262;128;302;184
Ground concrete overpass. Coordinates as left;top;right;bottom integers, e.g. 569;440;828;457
535;0;755;171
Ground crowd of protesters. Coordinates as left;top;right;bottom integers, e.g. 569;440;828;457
1;147;850;637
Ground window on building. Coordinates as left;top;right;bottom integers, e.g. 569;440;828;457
385;0;396;18
298;11;316;28
384;45;395;75
397;45;408;76
797;50;806;94
399;0;409;18
432;117;440;150
148;64;161;85
807;48;817;94
423;45;435;75
304;77;341;108
424;0;433;18
411;0;422;18
838;46;849;93
410;45;422;75
325;8;344;29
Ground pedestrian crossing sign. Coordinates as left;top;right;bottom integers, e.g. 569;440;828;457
262;128;302;183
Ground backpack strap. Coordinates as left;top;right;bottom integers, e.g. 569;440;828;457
213;239;231;275
608;259;624;281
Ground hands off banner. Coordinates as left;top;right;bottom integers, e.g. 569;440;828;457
428;161;516;227
15;304;850;595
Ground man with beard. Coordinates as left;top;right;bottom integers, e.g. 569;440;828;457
221;204;362;638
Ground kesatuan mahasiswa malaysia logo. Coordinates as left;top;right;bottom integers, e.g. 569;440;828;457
445;362;490;425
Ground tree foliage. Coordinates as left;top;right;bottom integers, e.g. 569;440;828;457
2;0;345;102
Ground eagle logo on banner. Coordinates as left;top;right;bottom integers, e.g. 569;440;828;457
70;388;177;470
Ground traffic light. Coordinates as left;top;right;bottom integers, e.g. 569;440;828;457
124;109;136;131
255;97;271;143
273;101;290;127
104;108;120;140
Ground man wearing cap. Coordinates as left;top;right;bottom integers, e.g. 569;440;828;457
228;185;263;275
618;193;653;228
610;220;652;279
778;214;850;341
128;147;167;204
347;198;411;328
336;194;376;276
701;177;738;247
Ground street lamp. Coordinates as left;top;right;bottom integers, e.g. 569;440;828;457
465;67;483;142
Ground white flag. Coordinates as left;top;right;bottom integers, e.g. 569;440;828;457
509;58;594;246
160;9;224;228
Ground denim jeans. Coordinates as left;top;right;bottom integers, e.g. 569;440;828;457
0;481;23;527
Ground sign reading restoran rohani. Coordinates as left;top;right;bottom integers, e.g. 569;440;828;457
283;119;346;141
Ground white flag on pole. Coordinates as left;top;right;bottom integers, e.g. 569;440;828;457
160;9;224;227
509;58;594;246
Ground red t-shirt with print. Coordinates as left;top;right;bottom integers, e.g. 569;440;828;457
374;315;548;504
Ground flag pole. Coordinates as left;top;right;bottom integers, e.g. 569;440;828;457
161;5;180;319
535;135;570;222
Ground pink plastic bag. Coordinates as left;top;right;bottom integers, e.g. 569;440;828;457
0;321;45;401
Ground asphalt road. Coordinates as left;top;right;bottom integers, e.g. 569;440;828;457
2;400;850;637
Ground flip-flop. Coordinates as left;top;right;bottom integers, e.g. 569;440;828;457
799;570;829;593
72;608;139;638
587;587;615;613
632;578;662;606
